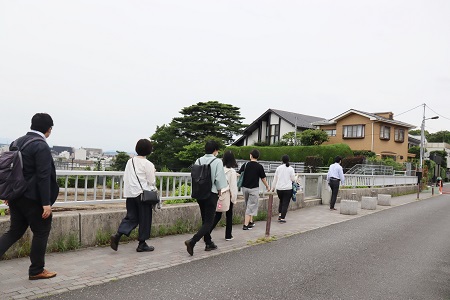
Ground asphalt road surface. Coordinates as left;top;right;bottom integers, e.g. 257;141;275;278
45;196;450;300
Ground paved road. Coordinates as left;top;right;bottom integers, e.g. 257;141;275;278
44;195;450;300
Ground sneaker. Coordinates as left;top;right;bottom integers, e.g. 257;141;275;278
279;219;286;223
248;222;255;228
225;236;234;241
243;225;252;230
205;242;218;251
136;242;155;252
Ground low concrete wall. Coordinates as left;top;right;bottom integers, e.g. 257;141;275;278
0;192;314;258
331;185;417;203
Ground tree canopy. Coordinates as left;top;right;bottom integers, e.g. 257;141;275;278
110;151;130;171
150;101;246;171
171;101;246;144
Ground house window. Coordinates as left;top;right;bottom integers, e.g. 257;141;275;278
324;129;336;136
343;125;365;138
380;126;390;140
394;128;405;142
270;124;280;144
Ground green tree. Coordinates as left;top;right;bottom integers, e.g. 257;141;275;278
177;136;225;164
409;129;430;139
408;146;421;158
428;130;450;143
172;101;246;144
281;131;302;146
110;151;130;171
150;124;189;171
300;129;329;146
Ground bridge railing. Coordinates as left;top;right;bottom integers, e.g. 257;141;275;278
0;171;417;208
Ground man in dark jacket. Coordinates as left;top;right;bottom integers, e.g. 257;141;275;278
0;113;59;280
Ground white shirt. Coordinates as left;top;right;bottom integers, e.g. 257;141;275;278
123;157;156;198
327;162;345;185
272;164;296;190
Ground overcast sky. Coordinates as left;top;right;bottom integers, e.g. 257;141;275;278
1;0;449;152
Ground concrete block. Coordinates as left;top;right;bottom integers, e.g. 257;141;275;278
377;194;391;206
340;200;358;215
79;210;126;247
361;197;377;210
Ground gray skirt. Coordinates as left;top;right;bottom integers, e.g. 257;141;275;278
242;187;259;216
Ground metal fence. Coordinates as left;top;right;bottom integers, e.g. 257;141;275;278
0;171;417;209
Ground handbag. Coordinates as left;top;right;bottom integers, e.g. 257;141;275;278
217;189;231;212
131;158;160;205
237;162;247;191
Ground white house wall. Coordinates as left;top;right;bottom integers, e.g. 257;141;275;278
280;119;294;137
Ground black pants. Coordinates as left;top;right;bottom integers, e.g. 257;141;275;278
192;193;218;245
117;196;153;242
210;202;234;239
0;197;52;276
329;180;340;209
277;189;292;219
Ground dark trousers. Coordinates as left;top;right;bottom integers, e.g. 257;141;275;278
0;197;52;276
117;196;153;242
210;202;234;239
277;189;292;219
329;180;340;209
192;193;218;245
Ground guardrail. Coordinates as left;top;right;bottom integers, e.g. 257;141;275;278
0;171;417;209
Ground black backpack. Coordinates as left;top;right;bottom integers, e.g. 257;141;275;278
0;137;43;201
191;157;217;200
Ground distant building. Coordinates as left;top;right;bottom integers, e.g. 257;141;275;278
233;108;326;146
52;146;74;155
58;151;71;159
84;147;103;157
75;148;87;160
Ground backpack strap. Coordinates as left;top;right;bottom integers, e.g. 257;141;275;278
13;137;45;152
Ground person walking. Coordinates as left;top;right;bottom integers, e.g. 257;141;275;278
210;150;238;241
238;149;270;230
0;113;59;280
110;139;156;252
327;156;345;210
270;155;296;223
184;141;227;256
436;176;443;194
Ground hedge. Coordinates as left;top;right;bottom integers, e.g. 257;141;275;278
225;143;353;166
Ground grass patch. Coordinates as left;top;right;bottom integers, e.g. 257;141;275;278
247;236;277;245
48;234;80;252
253;210;268;222
151;219;200;238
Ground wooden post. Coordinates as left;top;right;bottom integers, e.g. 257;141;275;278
265;193;274;238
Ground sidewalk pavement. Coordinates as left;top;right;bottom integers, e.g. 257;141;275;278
0;191;434;299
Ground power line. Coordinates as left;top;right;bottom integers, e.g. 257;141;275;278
426;104;450;121
395;104;423;117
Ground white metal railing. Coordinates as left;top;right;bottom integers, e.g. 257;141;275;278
0;171;418;209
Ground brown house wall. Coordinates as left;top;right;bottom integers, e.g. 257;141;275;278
320;114;409;162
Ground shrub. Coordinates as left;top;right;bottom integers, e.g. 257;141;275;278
341;155;366;171
305;156;324;172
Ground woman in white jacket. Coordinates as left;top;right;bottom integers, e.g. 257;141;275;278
271;155;296;223
210;150;238;241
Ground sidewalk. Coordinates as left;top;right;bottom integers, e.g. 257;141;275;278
0;191;434;299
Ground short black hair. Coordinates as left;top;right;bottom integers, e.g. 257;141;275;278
30;113;53;134
282;154;290;167
205;140;220;154
222;150;238;168
135;139;153;156
334;156;342;163
250;149;260;159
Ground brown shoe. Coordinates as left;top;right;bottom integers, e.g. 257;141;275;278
29;269;57;280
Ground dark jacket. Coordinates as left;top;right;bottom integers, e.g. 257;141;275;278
11;132;59;206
